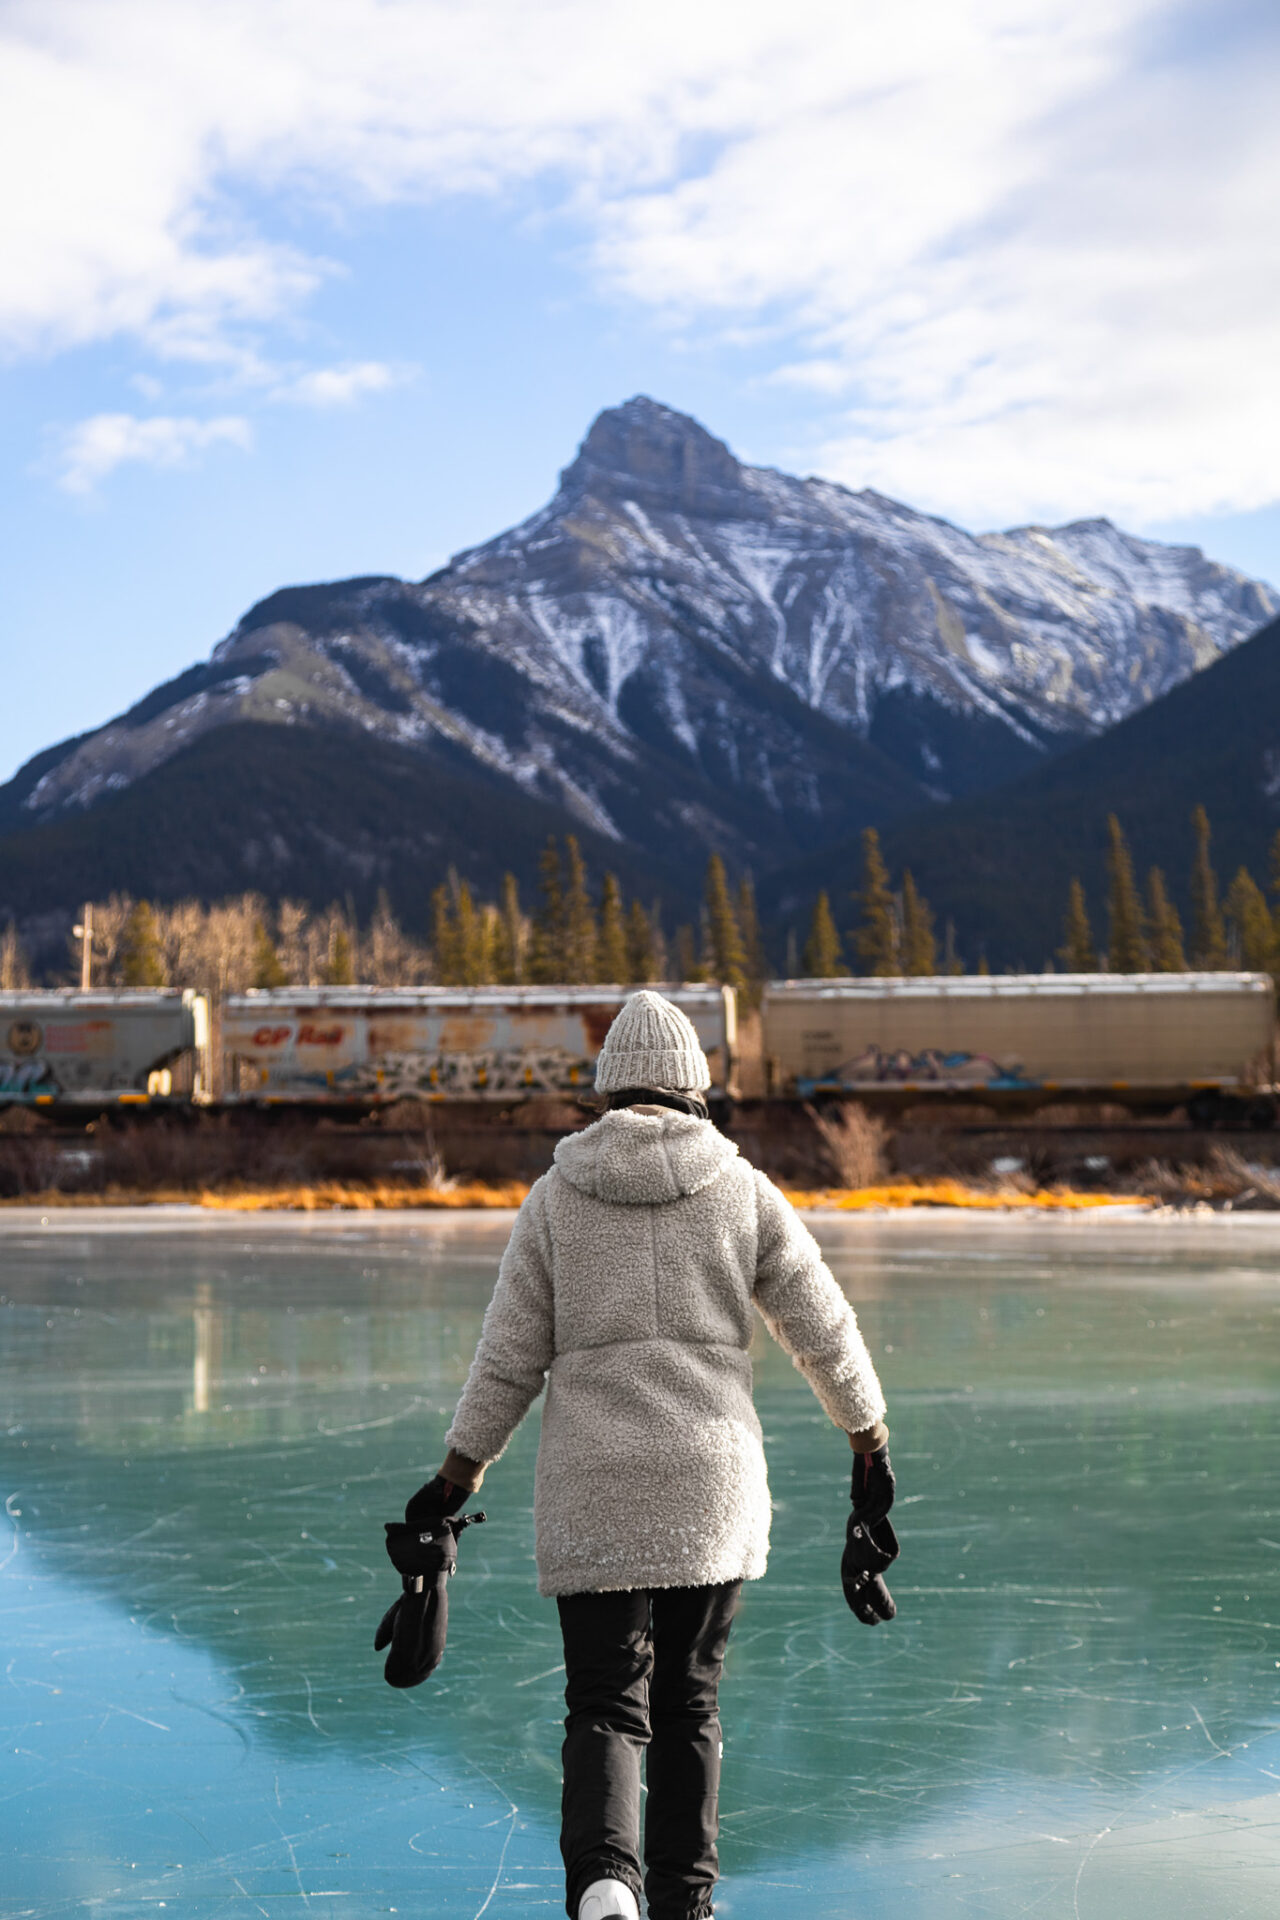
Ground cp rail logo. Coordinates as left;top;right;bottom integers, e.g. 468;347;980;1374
251;1026;293;1047
6;1020;43;1057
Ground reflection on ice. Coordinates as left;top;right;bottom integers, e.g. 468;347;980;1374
1;1211;1278;1916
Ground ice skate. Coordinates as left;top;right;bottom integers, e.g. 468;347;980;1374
578;1877;640;1920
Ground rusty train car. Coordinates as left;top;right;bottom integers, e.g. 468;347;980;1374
221;984;738;1104
0;990;211;1108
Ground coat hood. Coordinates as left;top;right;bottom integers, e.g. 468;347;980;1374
553;1108;739;1205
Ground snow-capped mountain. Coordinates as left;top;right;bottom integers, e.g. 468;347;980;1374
6;398;1275;879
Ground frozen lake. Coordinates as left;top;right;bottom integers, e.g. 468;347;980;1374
2;1207;1278;1918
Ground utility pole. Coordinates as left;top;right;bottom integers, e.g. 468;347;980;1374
72;902;93;989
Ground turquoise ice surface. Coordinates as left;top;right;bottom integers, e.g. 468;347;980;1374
1;1208;1278;1917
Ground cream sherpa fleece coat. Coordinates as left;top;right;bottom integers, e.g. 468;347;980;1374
444;1108;886;1597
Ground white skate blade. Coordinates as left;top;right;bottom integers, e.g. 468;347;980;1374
578;1878;640;1920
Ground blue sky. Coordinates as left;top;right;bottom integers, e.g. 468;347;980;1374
3;0;1278;783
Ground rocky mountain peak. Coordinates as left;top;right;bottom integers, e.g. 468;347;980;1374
3;397;1276;921
558;395;749;517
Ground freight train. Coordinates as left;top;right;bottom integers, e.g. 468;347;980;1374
0;974;1274;1124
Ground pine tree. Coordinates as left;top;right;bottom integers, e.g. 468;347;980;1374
1059;880;1097;971
528;838;566;982
120;901;166;987
596;873;628;982
493;873;524;984
736;874;768;1008
430;885;458;983
1145;868;1186;971
1106;815;1148;972
851;828;900;975
648;901;669;982
703;855;746;988
1189;804;1228;968
1225;867;1274;972
250;920;287;988
561;837;597;983
625;899;656;984
976;952;991;976
674;924;705;982
802;892;843;976
325;922;356;986
453;882;484;985
1269;828;1280;904
901;870;937;975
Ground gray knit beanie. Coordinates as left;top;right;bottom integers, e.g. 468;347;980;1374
594;990;712;1093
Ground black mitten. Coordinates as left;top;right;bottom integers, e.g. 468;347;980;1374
375;1512;485;1688
404;1473;469;1526
842;1445;899;1626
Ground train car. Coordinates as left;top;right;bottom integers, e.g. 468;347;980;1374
762;973;1277;1120
221;984;737;1104
0;989;211;1108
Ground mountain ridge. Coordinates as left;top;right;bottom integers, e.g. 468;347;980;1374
761;609;1280;968
1;395;1275;944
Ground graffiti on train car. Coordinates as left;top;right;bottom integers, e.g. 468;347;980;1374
4;1020;57;1096
251;1045;597;1099
1;1056;62;1097
799;1044;1038;1093
413;1047;593;1095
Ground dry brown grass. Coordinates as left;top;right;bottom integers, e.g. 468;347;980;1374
0;1178;529;1211
198;1179;528;1211
1131;1146;1280;1209
2;1175;1147;1212
806;1102;890;1188
781;1180;1149;1211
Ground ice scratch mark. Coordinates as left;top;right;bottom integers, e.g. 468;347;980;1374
1072;1823;1111;1919
272;1817;311;1909
316;1409;404;1436
472;1803;517;1919
1189;1703;1231;1758
513;1663;565;1689
101;1702;171;1731
301;1672;328;1735
2;1492;21;1572
231;1876;269;1917
468;1765;519;1919
171;1692;252;1757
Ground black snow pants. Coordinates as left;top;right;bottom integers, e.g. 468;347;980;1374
556;1581;741;1920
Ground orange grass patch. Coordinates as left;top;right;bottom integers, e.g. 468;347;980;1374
197;1180;530;1211
781;1180;1151;1211
0;1180;530;1211
4;1177;1150;1213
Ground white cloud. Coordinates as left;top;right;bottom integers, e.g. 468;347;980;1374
56;412;252;493
274;360;404;408
3;1;1279;525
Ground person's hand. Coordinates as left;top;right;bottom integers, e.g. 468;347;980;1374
842;1445;899;1625
404;1473;468;1529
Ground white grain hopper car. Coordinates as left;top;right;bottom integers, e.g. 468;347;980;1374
222;984;737;1103
762;973;1277;1120
0;990;211;1108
